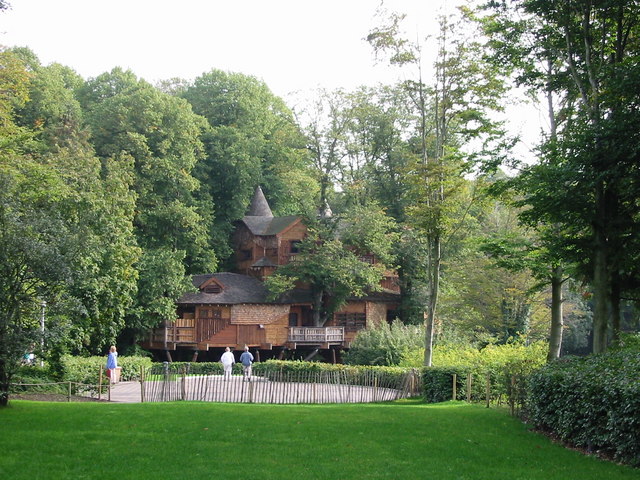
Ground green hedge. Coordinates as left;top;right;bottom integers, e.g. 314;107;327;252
527;348;640;467
60;355;153;385
421;342;547;407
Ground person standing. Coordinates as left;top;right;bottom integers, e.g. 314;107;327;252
239;345;254;381
106;345;118;383
220;347;235;381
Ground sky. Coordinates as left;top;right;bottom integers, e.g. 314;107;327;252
0;0;543;160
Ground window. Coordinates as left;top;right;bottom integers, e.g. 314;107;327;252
334;313;366;332
288;313;299;327
204;284;222;294
290;240;302;254
198;308;222;319
240;249;252;260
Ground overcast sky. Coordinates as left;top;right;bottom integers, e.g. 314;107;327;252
1;0;543;160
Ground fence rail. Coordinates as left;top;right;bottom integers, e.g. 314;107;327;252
9;380;113;401
288;327;344;343
142;364;421;404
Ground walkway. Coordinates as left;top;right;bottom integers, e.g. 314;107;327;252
107;381;143;403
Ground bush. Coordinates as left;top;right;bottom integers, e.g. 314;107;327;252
419;341;547;407
60;355;153;385
10;365;67;394
527;346;640;467
343;321;424;366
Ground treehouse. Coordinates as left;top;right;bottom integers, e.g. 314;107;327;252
143;186;399;361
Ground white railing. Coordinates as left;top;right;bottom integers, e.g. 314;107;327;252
288;327;344;343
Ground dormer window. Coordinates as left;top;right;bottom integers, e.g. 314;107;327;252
204;284;222;294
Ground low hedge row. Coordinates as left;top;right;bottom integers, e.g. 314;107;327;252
421;343;546;406
60;355;153;385
527;349;640;467
152;360;414;388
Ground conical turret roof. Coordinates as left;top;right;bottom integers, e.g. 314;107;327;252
246;186;273;217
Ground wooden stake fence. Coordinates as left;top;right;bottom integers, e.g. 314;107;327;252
140;365;422;404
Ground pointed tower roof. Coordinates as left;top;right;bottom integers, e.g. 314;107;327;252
246;186;273;217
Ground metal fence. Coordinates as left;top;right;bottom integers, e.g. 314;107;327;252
142;364;422;404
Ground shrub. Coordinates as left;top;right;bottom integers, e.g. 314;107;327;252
527;347;640;467
343;321;424;366
419;341;547;407
60;355;153;385
422;366;472;403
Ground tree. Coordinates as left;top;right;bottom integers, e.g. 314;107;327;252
180;70;318;264
483;0;640;353
368;7;509;365
79;68;214;341
266;205;397;326
3;53;140;354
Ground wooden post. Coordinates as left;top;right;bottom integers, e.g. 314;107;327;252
466;373;472;403
67;381;72;402
452;374;457;401
140;365;145;403
181;365;187;401
191;350;199;362
255;349;261;362
331;348;336;364
510;375;516;416
98;367;103;400
485;374;491;408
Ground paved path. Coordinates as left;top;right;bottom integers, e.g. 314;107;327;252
107;381;143;403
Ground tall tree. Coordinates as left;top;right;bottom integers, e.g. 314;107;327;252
368;7;509;365
79;68;213;340
484;0;640;353
180;70;318;264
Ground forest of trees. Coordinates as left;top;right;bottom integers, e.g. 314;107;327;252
1;1;639;396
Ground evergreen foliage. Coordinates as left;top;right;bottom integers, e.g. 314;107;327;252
527;338;640;466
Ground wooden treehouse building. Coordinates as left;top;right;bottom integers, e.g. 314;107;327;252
144;186;399;361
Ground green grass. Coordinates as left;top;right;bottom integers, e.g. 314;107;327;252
1;400;637;480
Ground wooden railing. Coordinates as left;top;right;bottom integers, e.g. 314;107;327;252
151;317;230;345
288;327;344;344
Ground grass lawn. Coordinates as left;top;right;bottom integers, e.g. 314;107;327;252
1;400;637;480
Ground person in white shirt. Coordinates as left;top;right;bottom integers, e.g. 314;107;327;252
220;347;235;381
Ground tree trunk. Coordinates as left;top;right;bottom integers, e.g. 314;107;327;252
592;180;610;354
610;273;621;346
547;266;564;362
423;236;441;367
312;290;323;327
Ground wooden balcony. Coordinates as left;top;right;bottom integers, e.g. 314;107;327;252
150;317;230;346
288;327;344;345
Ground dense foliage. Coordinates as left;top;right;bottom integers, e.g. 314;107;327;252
343;321;424;366
1;0;639;407
420;342;547;405
59;354;153;386
527;338;640;466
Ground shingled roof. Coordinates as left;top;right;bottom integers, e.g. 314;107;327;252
179;273;270;304
242;215;301;236
179;272;313;305
241;186;300;235
246;186;273;217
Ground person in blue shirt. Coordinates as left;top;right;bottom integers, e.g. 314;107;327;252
106;345;118;383
239;345;254;381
